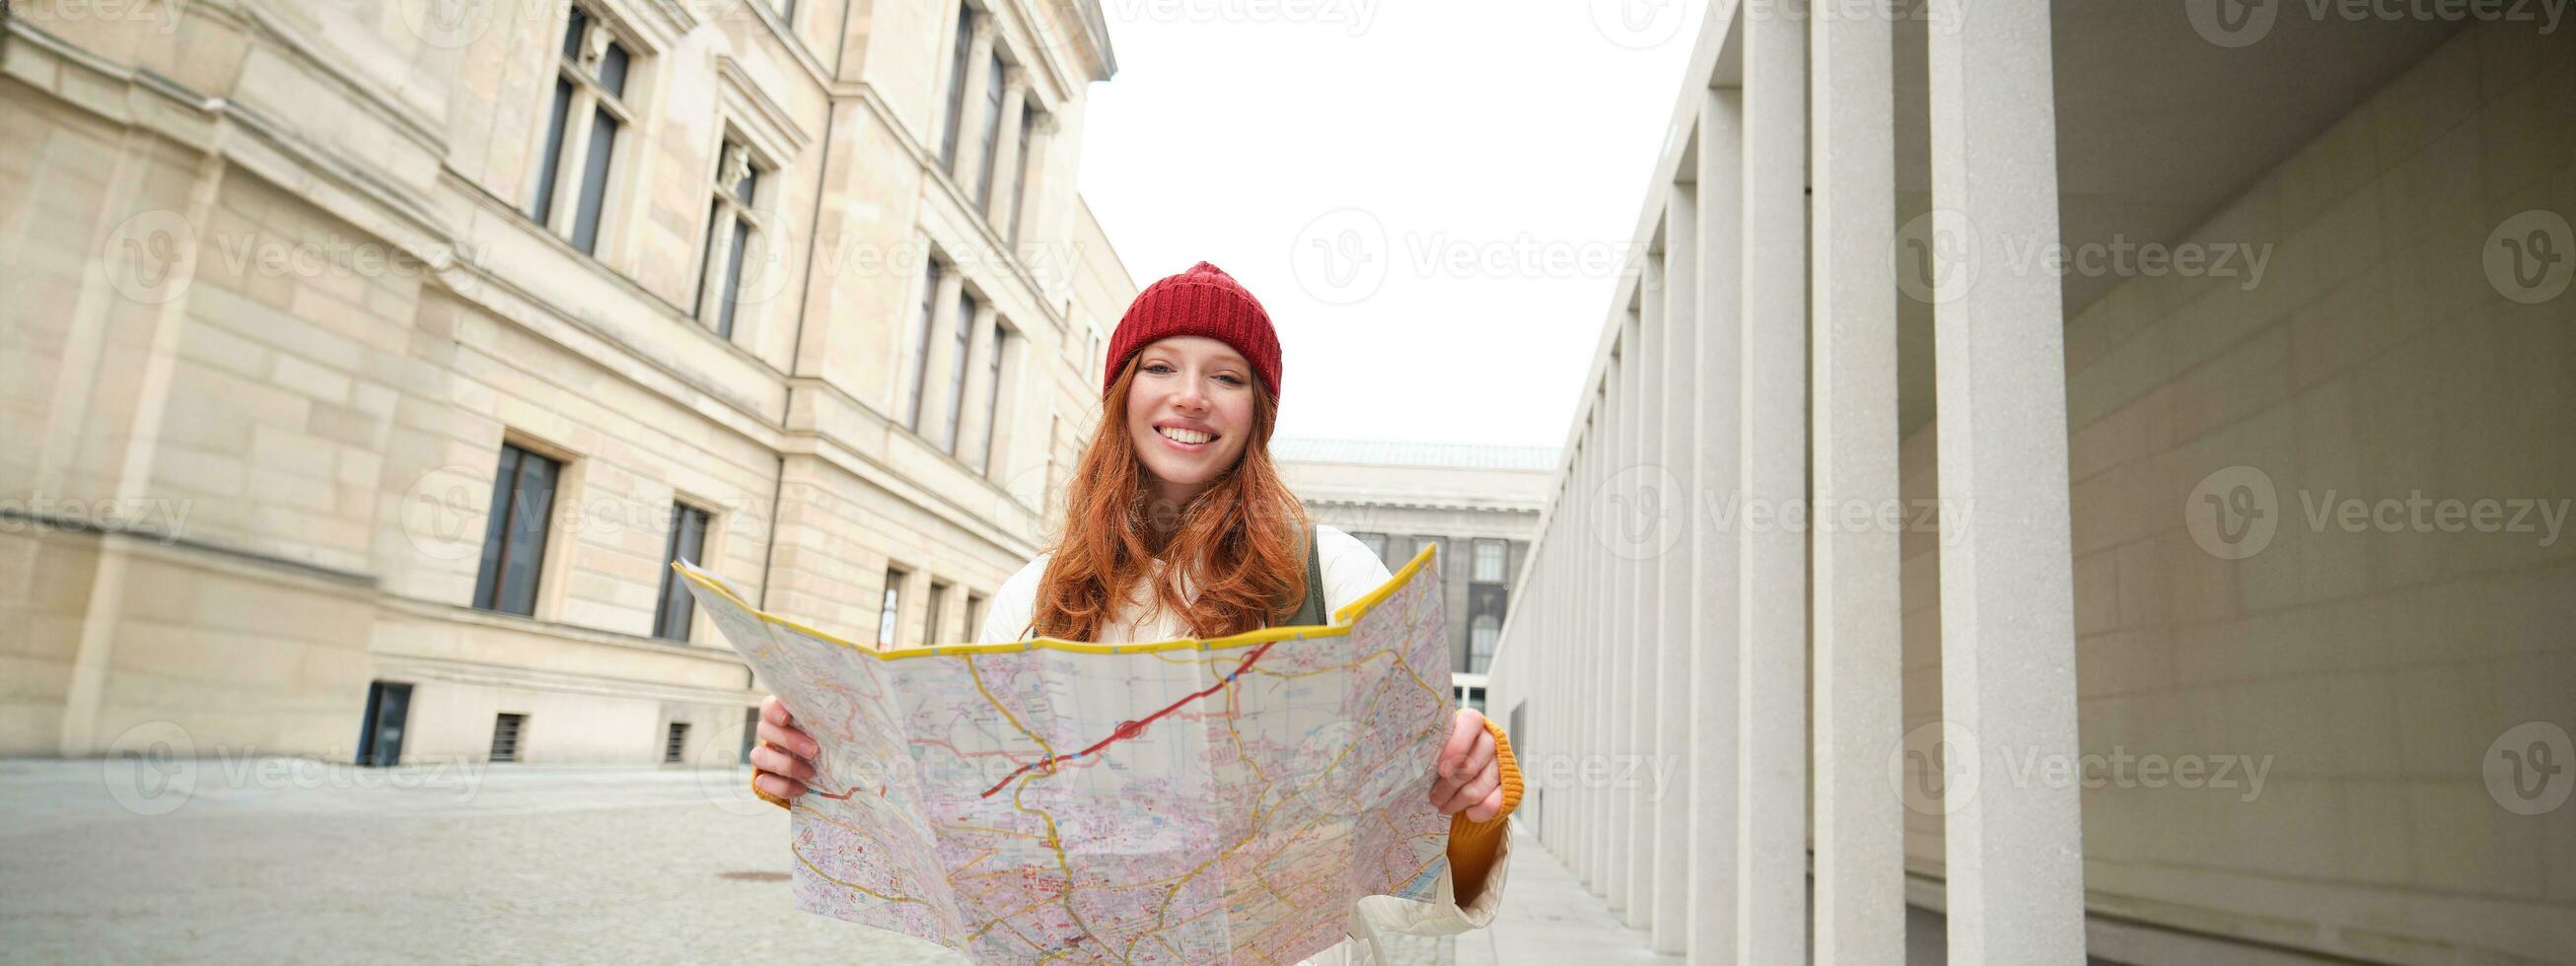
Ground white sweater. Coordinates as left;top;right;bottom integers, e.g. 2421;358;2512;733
966;523;1513;964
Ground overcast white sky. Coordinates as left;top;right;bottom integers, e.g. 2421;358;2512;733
1076;1;1710;449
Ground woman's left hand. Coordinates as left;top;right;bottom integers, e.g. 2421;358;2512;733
1428;709;1504;822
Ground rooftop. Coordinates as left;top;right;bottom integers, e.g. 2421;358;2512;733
1270;439;1558;472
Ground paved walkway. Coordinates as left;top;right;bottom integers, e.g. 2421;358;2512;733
1449;826;1681;966
0;759;1678;964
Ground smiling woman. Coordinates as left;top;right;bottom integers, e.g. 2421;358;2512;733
748;261;1522;964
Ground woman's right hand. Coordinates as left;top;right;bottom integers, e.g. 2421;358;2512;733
750;694;821;800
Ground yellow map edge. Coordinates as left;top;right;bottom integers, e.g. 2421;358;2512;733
670;541;1438;662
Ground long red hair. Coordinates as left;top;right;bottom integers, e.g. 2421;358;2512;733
1033;356;1309;641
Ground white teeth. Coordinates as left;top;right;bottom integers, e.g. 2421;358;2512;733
1158;426;1212;446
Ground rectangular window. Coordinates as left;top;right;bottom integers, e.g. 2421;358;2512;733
945;292;978;452
973;320;1007;473
1469;616;1499;674
975;51;1005;209
652;503;712;641
908;260;943;432
940;5;974;172
1472;539;1506;584
925;581;952;644
738;707;760;763
877;568;906;646
472;443;562;616
664;722;689;763
490;713;527;763
1008;104;1037;242
1410;536;1444;565
964;592;986;643
531;78;573;222
356;680;413;768
693;140;765;340
534;5;636;256
1355;532;1389;564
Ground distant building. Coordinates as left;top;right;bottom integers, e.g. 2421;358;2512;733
2;0;1129;766
1273;439;1554;712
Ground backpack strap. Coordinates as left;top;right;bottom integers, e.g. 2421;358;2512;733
1279;523;1328;628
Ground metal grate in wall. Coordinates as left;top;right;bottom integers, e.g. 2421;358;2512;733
490;713;526;763
664;722;689;764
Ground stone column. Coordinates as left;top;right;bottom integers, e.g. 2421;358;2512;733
1737;5;1809;963
985;69;1031;221
1622;277;1659;929
1651;184;1697;956
1928;2;2089;960
1811;6;1905;963
1606;333;1636;916
1587;385;1612;892
1686;84;1745;966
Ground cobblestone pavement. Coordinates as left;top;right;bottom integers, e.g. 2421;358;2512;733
0;758;956;964
0;759;1672;965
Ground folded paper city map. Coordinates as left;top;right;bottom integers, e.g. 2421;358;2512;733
672;545;1454;964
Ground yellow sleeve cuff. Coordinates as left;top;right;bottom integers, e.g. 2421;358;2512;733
752;741;791;810
1445;717;1521;903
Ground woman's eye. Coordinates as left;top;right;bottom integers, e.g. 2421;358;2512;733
1143;363;1175;375
1215;375;1245;386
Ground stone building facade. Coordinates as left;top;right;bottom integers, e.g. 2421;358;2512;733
1273;439;1552;708
0;0;1133;767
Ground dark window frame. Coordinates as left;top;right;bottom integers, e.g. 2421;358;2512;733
472;443;563;617
652;502;713;641
533;4;639;256
877;567;907;646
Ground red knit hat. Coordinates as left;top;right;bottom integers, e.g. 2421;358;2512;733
1104;261;1283;401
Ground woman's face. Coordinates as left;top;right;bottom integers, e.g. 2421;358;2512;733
1125;335;1256;504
